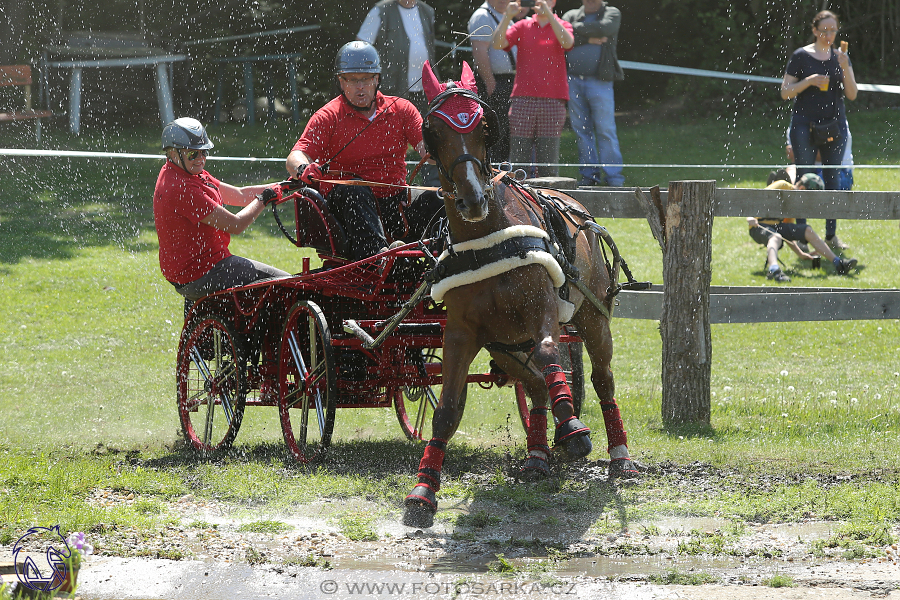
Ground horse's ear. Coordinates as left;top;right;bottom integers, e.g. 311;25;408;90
422;60;443;103
459;62;478;93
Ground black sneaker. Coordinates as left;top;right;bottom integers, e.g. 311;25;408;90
767;267;790;282
835;257;858;275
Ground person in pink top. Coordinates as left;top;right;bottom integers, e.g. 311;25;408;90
491;0;573;177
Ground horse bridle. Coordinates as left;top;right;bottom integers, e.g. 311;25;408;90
421;86;498;195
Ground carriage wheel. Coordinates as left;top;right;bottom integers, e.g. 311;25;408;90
394;349;441;442
278;300;337;463
176;314;247;453
515;341;585;431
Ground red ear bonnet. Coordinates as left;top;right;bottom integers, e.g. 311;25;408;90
421;60;483;133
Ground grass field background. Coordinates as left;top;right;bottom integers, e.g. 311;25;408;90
1;107;898;541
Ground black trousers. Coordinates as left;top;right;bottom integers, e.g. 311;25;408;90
326;185;445;260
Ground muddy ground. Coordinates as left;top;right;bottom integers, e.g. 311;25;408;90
4;459;899;599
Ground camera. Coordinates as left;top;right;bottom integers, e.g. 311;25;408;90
521;0;536;7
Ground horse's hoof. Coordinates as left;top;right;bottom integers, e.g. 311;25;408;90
403;485;437;528
516;455;550;482
608;457;640;479
553;417;592;462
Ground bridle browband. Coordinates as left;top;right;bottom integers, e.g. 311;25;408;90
422;86;495;193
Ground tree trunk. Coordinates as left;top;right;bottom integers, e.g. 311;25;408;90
660;181;715;426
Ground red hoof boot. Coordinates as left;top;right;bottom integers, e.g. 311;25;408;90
608;457;640;479
403;484;437;528
553;417;592;462
517;455;550;482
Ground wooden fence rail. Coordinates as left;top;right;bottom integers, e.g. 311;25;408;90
557;184;900;425
567;187;900;220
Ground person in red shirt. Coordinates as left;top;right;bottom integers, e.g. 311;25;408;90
492;0;574;177
286;41;443;260
153;117;289;304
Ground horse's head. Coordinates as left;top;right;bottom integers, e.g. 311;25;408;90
421;61;500;222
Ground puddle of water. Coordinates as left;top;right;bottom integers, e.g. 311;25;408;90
635;516;732;534
333;550;762;578
758;521;837;542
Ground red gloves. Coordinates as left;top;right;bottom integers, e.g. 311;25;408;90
258;186;282;206
300;162;325;185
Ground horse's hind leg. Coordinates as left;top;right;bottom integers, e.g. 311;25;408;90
488;352;552;481
530;329;594;463
573;303;639;478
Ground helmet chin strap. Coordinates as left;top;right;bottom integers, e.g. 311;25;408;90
169;149;191;173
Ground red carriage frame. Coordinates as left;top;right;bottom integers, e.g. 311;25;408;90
175;183;584;462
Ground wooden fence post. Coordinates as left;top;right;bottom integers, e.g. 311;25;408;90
661;180;714;424
637;181;716;425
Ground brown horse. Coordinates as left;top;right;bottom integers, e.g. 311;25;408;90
402;62;637;528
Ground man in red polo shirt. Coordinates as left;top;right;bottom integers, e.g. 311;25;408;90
286;41;444;260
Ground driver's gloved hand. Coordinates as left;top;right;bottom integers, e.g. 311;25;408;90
300;163;325;185
258;186;282;206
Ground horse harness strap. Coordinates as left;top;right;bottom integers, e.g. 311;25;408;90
427;235;553;283
426;225;567;305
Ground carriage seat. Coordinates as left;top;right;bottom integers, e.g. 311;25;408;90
291;188;350;259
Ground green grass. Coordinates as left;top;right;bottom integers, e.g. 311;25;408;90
1;108;899;555
238;519;292;534
763;573;796;588
648;568;720;585
337;512;380;541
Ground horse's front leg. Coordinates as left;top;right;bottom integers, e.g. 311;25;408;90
531;326;593;463
403;327;480;528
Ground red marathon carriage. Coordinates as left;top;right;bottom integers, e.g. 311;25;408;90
175;183;584;461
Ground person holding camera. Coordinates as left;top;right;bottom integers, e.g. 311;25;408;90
468;0;522;163
492;0;573;178
153;117;290;304
780;10;857;250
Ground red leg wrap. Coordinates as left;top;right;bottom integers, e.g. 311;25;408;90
526;408;549;452
601;398;628;452
542;364;573;410
417;439;446;492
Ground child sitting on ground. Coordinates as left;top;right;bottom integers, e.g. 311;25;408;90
748;172;857;283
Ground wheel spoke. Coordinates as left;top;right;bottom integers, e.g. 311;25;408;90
190;346;213;383
278;301;335;462
183;389;205;412
288;331;309;378
203;391;215;445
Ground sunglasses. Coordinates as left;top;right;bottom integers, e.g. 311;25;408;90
184;149;209;160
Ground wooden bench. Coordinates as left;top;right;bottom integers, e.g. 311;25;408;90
0;65;54;142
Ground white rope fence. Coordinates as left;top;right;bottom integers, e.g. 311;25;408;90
1;148;898;170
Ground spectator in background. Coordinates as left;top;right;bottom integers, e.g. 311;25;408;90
357;0;437;110
492;0;573;178
468;0;520;163
358;0;440;186
780;10;857;251
748;172;857;283
785;120;853;251
563;0;625;187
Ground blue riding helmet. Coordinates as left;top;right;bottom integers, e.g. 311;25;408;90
335;41;381;75
161;117;214;150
